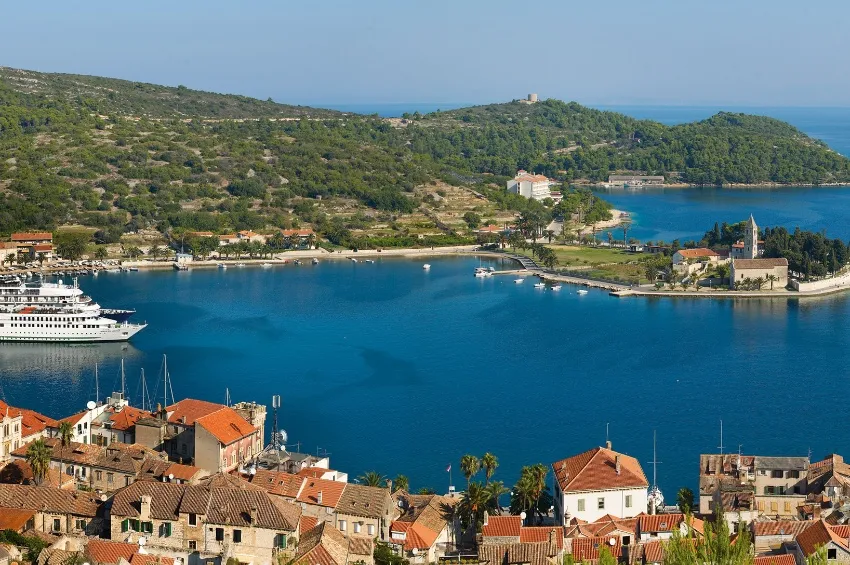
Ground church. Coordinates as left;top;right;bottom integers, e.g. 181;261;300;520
729;215;789;289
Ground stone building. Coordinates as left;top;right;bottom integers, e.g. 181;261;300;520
0;483;101;535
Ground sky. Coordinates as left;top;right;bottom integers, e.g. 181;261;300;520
2;0;849;108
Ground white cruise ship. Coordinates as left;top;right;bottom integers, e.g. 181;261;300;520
0;276;146;342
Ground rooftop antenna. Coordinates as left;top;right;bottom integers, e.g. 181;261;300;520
718;419;725;454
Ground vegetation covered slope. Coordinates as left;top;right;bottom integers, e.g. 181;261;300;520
409;99;850;184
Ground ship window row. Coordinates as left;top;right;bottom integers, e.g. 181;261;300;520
10;316;93;321
8;324;99;329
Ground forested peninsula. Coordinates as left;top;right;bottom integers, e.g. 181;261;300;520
1;66;849;247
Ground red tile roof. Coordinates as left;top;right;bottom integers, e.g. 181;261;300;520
796;520;847;556
299;467;329;478
19;408;59;439
86;539;138;565
642;540;664;563
520;527;564;548
301;515;318;535
639;514;685;533
753;521;811;537
11;232;52;241
282;229;314;237
676;248;720;259
164;463;202;481
571;536;622;561
60;410;88;425
195;406;257;445
34;244;53;252
482;515;522;538
129;554;175;565
297;478;346;508
248;469;305;498
754;556;796;565
166;398;227;426
553;447;648;493
109;406;152;432
0;507;35;531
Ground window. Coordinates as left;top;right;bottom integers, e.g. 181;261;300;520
189;513;197;526
142;521;154;534
622;536;631;546
788;470;800;478
625;495;632;508
784;501;792;513
215;528;224;541
354;522;361;534
107;472;114;483
121;519;129;533
275;534;288;548
368;524;375;536
577;499;585;512
188;541;197;551
339;520;347;532
770;502;778;512
160;523;172;537
125;476;131;487
597;497;605;510
233;529;242;543
771;470;783;479
95;470;102;481
828;549;837;560
53;518;61;532
76;519;87;531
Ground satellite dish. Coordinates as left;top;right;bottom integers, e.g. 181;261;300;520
138;537;146;546
168;473;174;480
86;401;97;410
609;538;616;546
520;512;527;521
279;430;288;444
100;494;107;502
249;467;257;475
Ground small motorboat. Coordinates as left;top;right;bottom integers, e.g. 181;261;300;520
514;278;524;284
129;267;139;272
577;289;589;295
488;266;495;272
312;258;319;265
217;263;227;269
422;263;430;270
474;267;492;278
294;260;302;265
236;263;246;267
534;282;545;289
261;263;273;268
365;259;375;264
350;258;358;263
551;285;562;291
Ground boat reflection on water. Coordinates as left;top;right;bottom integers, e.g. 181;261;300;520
0;341;142;379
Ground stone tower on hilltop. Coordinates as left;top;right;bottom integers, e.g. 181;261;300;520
744;214;758;259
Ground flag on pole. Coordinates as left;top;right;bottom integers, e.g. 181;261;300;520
446;464;451;473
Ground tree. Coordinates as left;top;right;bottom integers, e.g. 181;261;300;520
481;452;499;484
55;232;89;260
463;212;482;229
458;481;490;532
374;541;410;565
544;230;555;244
94;247;108;260
393;475;410;493
807;545;828;565
125;246;142;259
36;252;46;266
510;464;551;525
484;480;509;515
766;274;779;290
25;439;51;486
57;421;73;481
358;471;386;487
148;244;163;261
460;454;480;489
509;230;525;251
676;487;694;513
664;508;752;565
598;546;617;565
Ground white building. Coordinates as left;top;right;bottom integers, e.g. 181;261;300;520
552;442;649;524
507;170;554;201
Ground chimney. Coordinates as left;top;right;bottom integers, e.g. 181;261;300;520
250;505;258;524
483;511;489;526
615;455;621;475
386;478;392;491
140;495;152;521
548;529;555;545
606;440;612;450
317;491;323;505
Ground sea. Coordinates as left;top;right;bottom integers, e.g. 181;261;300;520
4;106;850;501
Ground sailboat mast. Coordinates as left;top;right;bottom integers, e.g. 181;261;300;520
140;369;147;411
95;363;99;404
121;359;126;398
163;354;168;409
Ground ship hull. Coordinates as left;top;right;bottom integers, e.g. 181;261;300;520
0;323;147;343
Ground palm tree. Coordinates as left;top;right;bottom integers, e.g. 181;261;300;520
459;482;490;532
307;233;317;249
149;245;162;261
481;452;499;484
57;421;73;480
26;439;51;486
484;480;509;515
393;475;410;493
358;471;386;487
460;455;480;489
755;276;766;290
544;230;555;244
766;274;779;290
37;252;46;267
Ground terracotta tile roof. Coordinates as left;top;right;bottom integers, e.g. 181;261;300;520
676;248;720;258
391;491;456;550
0;507;35;531
34;244;53;252
566;514;638;539
111;481;186;520
60;410;88;425
38;549;77;565
248;469;305;498
520;527;565;549
238;230;259;237
571;536;622;561
479;542;560;565
206;487;300;530
12;437;100;466
297;477;346;508
553;447;648;493
129;555;174;565
795;520;847;556
282;229;315;237
832;525;850;538
483;516;522;538
0;460;74;489
641;540;664;563
195;406;257;445
348;536;374;558
300;515;318;535
11;232;52;241
639;514;685;533
515;173;551;183
336;483;390;519
754;555;796;565
732;258;788;269
163;462;203;481
166;398;227;426
85;539;138;565
753;521;811;537
0;483;99;516
109;406;153;432
18;408;59;439
299;467;330;478
294;522;350;565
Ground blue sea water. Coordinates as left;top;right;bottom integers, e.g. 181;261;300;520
4;106;850;500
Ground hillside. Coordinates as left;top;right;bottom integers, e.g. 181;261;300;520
409;99;850;185
2;68;849;252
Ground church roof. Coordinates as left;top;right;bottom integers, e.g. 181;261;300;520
733;258;788;269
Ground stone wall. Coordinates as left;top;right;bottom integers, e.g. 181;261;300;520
791;269;850;292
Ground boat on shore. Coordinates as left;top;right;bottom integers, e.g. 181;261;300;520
172;262;188;271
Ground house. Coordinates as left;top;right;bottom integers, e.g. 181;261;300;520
478;541;561;565
699;454;755;514
292;522;374;565
237;230;266;243
730;258;789;289
807;454;850;502
103;406;153;445
298;466;349;482
0;483;101;535
334;483;393;540
792;520;850;564
753;555;797;565
389;491;458;563
0;242;19;264
134;398;265;473
507;171;555;202
569;536;622;563
0;459;75;489
0;400;57;464
753;457;808;517
636;514;688;541
244;468;306;500
218;234;239;246
482;515;522;544
672;248;724;274
109;473;301;563
10;233;53;244
281;229;316;249
296;477;347;526
564;513;638;546
752;521;811;554
553;442;649;524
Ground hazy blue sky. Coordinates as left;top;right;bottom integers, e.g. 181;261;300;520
2;0;848;107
